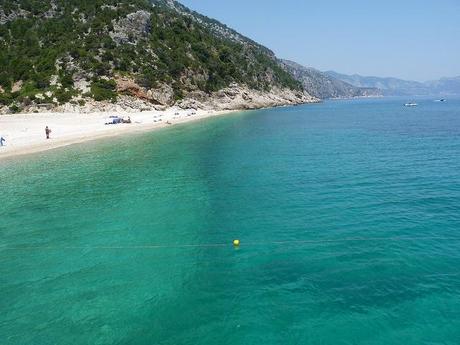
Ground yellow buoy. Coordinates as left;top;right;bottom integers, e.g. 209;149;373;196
233;239;240;247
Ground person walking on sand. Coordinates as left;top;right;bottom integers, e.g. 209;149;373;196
45;126;52;140
0;135;5;146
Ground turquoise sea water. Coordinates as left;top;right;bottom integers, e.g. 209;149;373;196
1;98;460;344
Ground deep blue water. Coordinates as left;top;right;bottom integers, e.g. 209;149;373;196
1;97;460;344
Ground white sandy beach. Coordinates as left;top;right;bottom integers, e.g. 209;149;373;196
0;108;235;160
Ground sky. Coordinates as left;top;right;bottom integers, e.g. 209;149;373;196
179;0;460;82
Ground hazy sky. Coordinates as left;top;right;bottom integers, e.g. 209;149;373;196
179;0;460;81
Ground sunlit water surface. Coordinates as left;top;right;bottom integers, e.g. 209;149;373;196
1;98;460;344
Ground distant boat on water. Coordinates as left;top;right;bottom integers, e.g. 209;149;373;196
434;99;446;102
404;102;418;107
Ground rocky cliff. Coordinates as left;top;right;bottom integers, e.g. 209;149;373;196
0;0;316;114
281;60;382;99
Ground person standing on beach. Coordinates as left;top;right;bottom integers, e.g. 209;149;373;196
45;126;52;139
0;136;5;146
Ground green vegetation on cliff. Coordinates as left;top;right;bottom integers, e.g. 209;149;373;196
0;0;302;110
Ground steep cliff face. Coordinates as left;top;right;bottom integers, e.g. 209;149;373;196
281;60;382;99
0;0;315;113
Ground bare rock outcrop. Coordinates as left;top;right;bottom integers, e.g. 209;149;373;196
110;10;151;45
1;80;317;115
116;77;175;106
11;81;23;93
0;9;29;25
178;84;318;111
146;85;175;106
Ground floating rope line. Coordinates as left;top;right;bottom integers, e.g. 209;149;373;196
2;235;460;251
243;236;460;247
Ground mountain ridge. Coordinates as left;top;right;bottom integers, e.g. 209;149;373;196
281;60;382;99
326;71;460;96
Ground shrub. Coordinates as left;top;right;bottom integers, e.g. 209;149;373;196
60;73;74;89
55;89;73;104
90;79;117;102
9;104;21;113
0;93;13;106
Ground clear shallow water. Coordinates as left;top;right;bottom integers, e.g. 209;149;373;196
1;98;460;344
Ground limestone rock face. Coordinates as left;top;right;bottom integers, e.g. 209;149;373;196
116;77;147;99
146;85;175;106
0;8;29;24
1;84;318;114
11;81;23;93
177;84;318;111
116;77;175;106
110;10;151;45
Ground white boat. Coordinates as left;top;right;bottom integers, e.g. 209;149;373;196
404;102;418;107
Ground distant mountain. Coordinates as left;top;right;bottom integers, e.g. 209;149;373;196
425;77;460;96
280;60;382;99
325;71;460;96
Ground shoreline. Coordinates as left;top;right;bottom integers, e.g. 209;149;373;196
0;107;241;161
